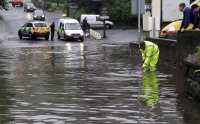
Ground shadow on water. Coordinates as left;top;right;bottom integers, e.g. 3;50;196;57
0;43;200;123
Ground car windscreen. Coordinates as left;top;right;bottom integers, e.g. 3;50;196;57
35;10;43;15
65;23;81;30
34;23;47;27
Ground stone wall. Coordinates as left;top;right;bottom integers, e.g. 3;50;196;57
184;55;200;100
129;31;200;68
129;31;200;100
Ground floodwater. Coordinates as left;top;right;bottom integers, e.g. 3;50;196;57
0;42;200;124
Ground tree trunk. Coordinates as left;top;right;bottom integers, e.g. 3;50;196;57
67;0;69;16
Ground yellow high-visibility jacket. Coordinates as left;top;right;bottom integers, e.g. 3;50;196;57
140;41;159;69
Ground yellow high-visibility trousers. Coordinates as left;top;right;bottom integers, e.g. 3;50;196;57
146;50;160;71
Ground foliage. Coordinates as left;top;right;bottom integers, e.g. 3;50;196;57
73;0;139;28
197;46;200;55
63;0;68;15
0;0;9;11
45;3;52;10
47;0;64;4
33;1;63;12
145;0;151;3
107;0;137;26
0;15;3;21
74;8;85;21
51;2;64;7
195;69;200;73
48;8;56;12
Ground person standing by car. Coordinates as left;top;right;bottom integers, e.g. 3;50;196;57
179;3;196;32
83;17;88;32
191;4;200;30
50;22;55;41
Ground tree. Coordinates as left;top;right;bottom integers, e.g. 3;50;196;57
108;0;135;24
0;0;9;11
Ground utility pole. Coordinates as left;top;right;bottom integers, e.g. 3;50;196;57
102;0;106;38
137;0;141;42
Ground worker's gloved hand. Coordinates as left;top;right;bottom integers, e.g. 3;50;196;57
141;60;145;63
181;28;185;33
141;67;144;70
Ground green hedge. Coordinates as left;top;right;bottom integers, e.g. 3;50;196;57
45;3;52;10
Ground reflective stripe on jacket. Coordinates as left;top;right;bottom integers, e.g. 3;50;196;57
140;41;159;68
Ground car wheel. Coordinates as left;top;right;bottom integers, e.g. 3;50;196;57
45;36;49;40
64;35;68;41
29;33;33;40
106;24;111;29
18;31;22;39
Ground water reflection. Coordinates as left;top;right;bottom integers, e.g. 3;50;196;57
0;44;200;123
0;49;15;123
141;71;159;106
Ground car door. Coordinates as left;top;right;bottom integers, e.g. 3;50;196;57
87;16;95;28
21;23;27;35
95;16;104;28
25;23;32;35
60;23;65;38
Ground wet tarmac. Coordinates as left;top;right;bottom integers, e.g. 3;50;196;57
0;43;199;123
0;0;200;123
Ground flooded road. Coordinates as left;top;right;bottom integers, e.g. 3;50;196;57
0;42;200;124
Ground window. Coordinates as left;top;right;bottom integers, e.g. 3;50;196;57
23;23;27;27
34;23;47;27
96;16;101;21
65;23;81;30
27;23;33;27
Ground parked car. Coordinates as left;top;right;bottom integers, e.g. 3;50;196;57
18;20;50;40
8;0;13;3
24;2;36;12
80;14;114;29
57;18;84;41
160;0;200;39
33;10;45;21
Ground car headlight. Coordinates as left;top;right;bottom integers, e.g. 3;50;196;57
167;26;176;32
34;7;36;9
27;7;30;9
42;15;44;17
80;32;84;35
66;32;71;35
34;16;37;17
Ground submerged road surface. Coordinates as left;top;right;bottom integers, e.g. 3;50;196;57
0;0;199;123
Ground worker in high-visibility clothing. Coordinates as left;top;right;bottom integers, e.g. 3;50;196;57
139;41;160;71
